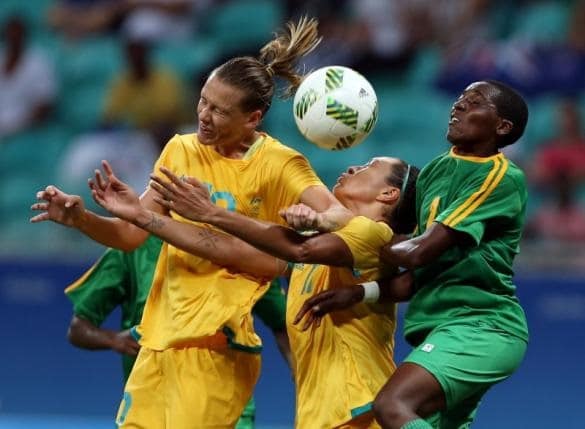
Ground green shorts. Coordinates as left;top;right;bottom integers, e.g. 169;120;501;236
235;396;255;429
404;319;527;428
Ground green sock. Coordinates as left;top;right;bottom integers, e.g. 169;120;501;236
401;418;433;429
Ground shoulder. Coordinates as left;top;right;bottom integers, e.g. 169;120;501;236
260;134;305;160
500;158;527;195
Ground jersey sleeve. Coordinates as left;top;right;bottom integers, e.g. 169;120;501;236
332;216;393;269
64;249;129;326
252;277;287;332
264;154;325;214
435;165;524;244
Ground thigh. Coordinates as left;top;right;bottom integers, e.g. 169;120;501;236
116;347;164;428
405;320;527;424
165;347;261;429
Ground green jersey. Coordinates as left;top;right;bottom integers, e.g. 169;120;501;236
65;235;163;379
405;149;529;344
65;235;288;381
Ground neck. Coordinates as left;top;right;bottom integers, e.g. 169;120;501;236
342;199;386;223
214;131;259;159
452;142;499;157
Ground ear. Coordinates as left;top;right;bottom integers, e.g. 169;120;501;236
376;186;400;205
496;118;513;138
246;109;263;130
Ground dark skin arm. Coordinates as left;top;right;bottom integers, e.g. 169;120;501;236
67;315;140;357
380;222;460;269
293;224;462;329
293;270;415;330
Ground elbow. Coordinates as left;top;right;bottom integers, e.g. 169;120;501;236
67;324;80;347
287;243;312;264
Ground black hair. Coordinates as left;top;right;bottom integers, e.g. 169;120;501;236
385;161;419;234
485;80;529;148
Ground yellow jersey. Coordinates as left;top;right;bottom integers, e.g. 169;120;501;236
139;133;323;351
287;216;397;428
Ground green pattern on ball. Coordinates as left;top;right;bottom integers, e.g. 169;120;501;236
294;88;319;120
325;67;344;92
326;97;358;129
361;101;378;134
334;134;357;150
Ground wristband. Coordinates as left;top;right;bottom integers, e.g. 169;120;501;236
361;281;380;303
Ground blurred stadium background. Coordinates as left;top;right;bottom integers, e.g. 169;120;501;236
0;0;584;428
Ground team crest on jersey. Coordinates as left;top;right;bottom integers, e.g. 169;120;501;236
249;196;262;218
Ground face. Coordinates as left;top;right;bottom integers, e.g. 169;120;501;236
196;73;261;146
447;82;504;146
333;157;399;204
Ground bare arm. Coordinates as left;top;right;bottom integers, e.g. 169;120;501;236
294;185;353;232
293;271;415;330
149;169;354;266
380;222;459;269
131;209;286;280
31;161;162;251
67;316;140;357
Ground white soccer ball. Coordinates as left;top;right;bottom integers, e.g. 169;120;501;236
293;66;378;150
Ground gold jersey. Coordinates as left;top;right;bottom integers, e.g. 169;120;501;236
287;216;397;428
139;133;323;351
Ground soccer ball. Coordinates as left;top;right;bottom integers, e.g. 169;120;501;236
293;66;378;150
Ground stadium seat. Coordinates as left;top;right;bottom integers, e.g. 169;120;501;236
202;0;284;56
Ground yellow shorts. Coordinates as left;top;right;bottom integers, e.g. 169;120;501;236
335;412;380;429
116;344;261;428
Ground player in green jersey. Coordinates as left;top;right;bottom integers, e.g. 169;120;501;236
294;80;530;429
65;235;291;429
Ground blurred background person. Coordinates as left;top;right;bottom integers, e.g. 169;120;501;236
0;14;56;139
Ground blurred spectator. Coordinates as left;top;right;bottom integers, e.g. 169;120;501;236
102;37;189;146
121;0;211;43
48;0;209;42
0;15;57;139
57;35;188;210
526;173;585;242
287;0;417;76
530;99;585;186
435;0;585;97
47;0;125;40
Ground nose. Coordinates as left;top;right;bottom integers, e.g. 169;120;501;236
453;99;465;112
347;166;357;175
198;105;210;123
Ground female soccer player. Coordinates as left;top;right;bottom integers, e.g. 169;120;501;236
294;80;530;429
31;16;350;428
141;156;419;428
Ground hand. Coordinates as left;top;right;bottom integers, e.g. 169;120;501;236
149;166;215;222
30;185;86;227
279;203;322;231
110;329;140;357
293;285;364;331
89;160;142;222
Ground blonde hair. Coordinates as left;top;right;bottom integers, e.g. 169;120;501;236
214;16;321;114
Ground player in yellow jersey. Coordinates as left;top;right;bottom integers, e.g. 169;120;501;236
31;17;351;428
146;156;419;428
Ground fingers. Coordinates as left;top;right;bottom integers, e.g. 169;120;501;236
150;174;175;197
94;169;107;191
30;202;49;212
159;166;186;188
153;195;172;209
30;212;50;223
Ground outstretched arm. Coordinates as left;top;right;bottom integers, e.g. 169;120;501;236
30;161;160;251
380;222;459;269
130;210;286;280
149;168;354;267
293;271;415;330
67;316;140;357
